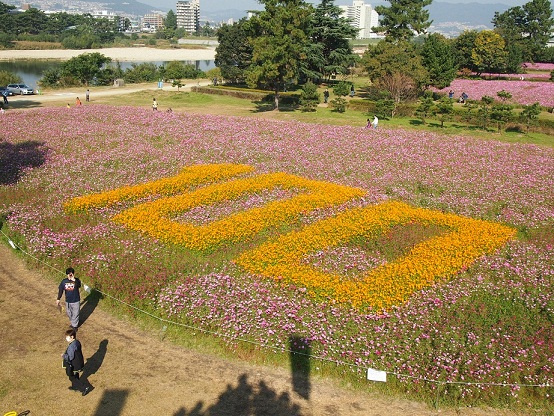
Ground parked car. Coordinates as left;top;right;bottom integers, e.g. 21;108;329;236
7;83;35;95
0;87;14;96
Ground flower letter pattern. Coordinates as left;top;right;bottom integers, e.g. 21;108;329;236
66;164;514;309
236;201;516;310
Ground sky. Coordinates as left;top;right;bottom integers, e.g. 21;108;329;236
140;0;531;13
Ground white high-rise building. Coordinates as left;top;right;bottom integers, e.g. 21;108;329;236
176;0;200;34
339;1;380;39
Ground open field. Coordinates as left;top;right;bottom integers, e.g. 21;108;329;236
1;77;553;415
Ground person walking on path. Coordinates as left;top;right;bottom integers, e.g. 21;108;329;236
372;115;378;130
2;90;8;105
56;267;82;331
323;89;329;104
62;328;91;396
85;89;90;102
152;97;158;111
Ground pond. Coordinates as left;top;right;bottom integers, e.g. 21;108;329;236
0;59;215;89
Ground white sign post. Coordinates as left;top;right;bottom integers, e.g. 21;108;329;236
367;368;387;383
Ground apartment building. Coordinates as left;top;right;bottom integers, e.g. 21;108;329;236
142;13;164;31
339;0;380;39
176;0;200;34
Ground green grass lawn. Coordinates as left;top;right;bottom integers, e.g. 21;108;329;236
25;79;554;149
92;85;554;149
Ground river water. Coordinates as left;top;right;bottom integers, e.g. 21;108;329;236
0;59;215;89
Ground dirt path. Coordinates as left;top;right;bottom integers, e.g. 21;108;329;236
5;80;213;108
0;244;521;416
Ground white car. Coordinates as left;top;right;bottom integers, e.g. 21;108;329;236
7;83;35;95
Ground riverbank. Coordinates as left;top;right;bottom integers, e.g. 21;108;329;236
0;46;216;62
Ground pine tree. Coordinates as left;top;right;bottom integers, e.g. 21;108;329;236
374;0;433;42
305;0;358;82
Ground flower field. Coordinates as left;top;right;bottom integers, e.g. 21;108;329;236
523;62;554;71
434;79;554;107
1;105;553;406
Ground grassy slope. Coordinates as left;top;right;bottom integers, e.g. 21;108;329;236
86;85;554;148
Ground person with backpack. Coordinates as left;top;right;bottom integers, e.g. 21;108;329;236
61;328;92;396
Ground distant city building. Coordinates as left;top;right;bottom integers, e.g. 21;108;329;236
176;0;200;34
339;0;380;39
142;13;164;31
91;9;116;19
91;10;127;31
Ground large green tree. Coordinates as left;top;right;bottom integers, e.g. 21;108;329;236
0;2;16;34
374;0;433;42
305;0;358;82
454;30;479;72
44;12;85;35
362;40;427;112
246;0;312;109
471;30;508;74
165;10;177;30
14;7;49;35
362;40;428;91
493;0;554;62
421;33;457;88
61;52;111;85
214;18;254;83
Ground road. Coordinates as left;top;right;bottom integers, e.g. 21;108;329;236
5;79;213;107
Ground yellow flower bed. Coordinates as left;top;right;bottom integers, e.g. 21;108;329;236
66;163;515;310
64;164;254;212
111;171;365;251
236;201;516;311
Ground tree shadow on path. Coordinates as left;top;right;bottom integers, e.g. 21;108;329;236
92;389;129;416
0;140;48;185
173;373;303;416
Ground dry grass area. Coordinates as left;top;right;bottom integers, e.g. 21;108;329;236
0;245;525;416
9;41;63;50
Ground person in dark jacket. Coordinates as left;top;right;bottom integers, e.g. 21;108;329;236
62;329;91;396
56;267;81;331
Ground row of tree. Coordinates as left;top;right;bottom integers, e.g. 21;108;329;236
215;0;553;108
38;53;206;87
0;2;129;48
416;91;542;132
216;0;358;109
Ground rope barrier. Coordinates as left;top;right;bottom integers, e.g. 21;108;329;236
1;227;551;389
